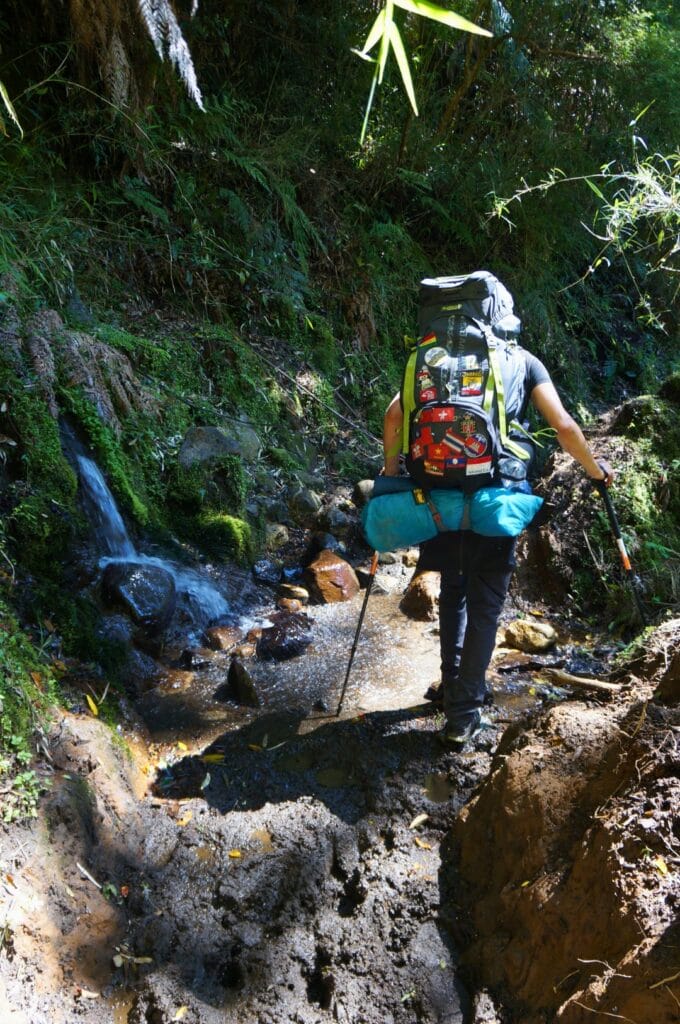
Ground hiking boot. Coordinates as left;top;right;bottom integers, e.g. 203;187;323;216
437;710;491;749
423;681;443;706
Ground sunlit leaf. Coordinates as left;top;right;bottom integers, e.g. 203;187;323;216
0;80;23;138
414;837;432;849
228;849;242;859
177;811;193;826
377;0;394;84
653;855;669;876
585;178;606;201
86;694;99;717
388;21;418;115
177;741;188;751
408;813;429;829
173;1009;189;1022
202;753;224;763
360;8;387;55
393;0;492;36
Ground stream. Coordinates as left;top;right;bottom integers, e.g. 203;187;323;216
7;447;613;1024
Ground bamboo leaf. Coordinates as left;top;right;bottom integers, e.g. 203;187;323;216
393;0;492;37
0;80;23;139
378;0;394;84
585;177;606;201
388;21;418;115
360;8;387;55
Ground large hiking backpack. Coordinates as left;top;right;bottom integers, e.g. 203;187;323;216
401;270;532;492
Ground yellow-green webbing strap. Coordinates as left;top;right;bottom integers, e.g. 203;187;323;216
486;339;530;462
401;348;418;454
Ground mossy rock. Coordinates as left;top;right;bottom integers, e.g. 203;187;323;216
196;510;253;561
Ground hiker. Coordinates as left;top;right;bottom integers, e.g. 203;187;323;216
382;272;614;746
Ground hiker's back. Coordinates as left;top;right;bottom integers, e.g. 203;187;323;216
401;270;530;492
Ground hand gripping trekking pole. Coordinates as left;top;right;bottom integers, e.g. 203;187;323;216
336;551;380;717
593;475;646;625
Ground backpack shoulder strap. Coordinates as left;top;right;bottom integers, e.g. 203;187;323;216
473;319;530;463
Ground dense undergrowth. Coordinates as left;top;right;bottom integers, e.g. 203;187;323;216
0;0;678;806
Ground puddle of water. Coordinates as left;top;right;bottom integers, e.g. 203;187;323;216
109;992;135;1024
315;767;356;789
424;772;455;803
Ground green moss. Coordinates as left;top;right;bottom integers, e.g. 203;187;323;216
0;356;78;573
197;510;253;560
165;454;247;514
61;388;150;525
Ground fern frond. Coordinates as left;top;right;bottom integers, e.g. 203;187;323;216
135;0;205;110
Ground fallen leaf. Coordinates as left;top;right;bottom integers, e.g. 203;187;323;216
414;837;432;850
133;956;153;965
52;658;67;672
202;753;224;763
85;694;99;717
43;618;55;632
653;855;669;876
228;849;242;859
200;773;211;790
248;744;263;752
173;1009;189;1022
408;813;429;830
521;880;531;888
120;885;130;898
177;811;193;827
78;988;100;999
177;741;188;752
529;608;544;617
112;954;124;968
5;874;15;887
30;671;43;688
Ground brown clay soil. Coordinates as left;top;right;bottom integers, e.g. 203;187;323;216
1;603;679;1024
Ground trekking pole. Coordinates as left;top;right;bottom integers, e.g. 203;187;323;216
336;551;380;717
593;476;646;625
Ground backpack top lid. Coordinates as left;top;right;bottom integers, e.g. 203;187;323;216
418;270;515;338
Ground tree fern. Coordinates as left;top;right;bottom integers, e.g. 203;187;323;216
136;0;204;109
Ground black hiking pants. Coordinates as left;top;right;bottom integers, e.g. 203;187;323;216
417;531;516;730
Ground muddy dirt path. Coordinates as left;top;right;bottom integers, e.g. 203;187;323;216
0;578;614;1024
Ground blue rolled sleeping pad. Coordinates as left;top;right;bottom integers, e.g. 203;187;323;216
361;477;544;553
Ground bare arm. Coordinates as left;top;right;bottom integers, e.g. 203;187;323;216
531;382;614;485
383;393;403;477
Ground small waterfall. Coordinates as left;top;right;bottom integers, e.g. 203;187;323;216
75;454;231;629
77;456;136;558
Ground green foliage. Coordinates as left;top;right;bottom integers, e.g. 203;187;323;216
0;597;55;821
60;388;150;525
196;510;254;561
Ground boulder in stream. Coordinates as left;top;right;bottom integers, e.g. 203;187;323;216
304;550;360;604
400;571;440;621
256;610;313;661
224;657;261;706
503;618;557;653
101;560;177;630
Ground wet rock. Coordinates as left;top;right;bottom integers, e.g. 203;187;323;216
154;669;194;693
119;647;160;695
304;550;360;604
276;597;304;613
355;568;391;595
400;571;440;621
256;611;313;661
178;423;261;467
402;547;420;567
101;560;177;630
503;618;557;653
353;479;374;507
277;583;309;604
378;551;400;565
177;647;212;669
305;531;346;564
264;523;290;550
472;990;502;1023
232;642;257;659
252;558;281;586
287;484;323;522
317;503;353;537
226;658;261;706
204;624;242;652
